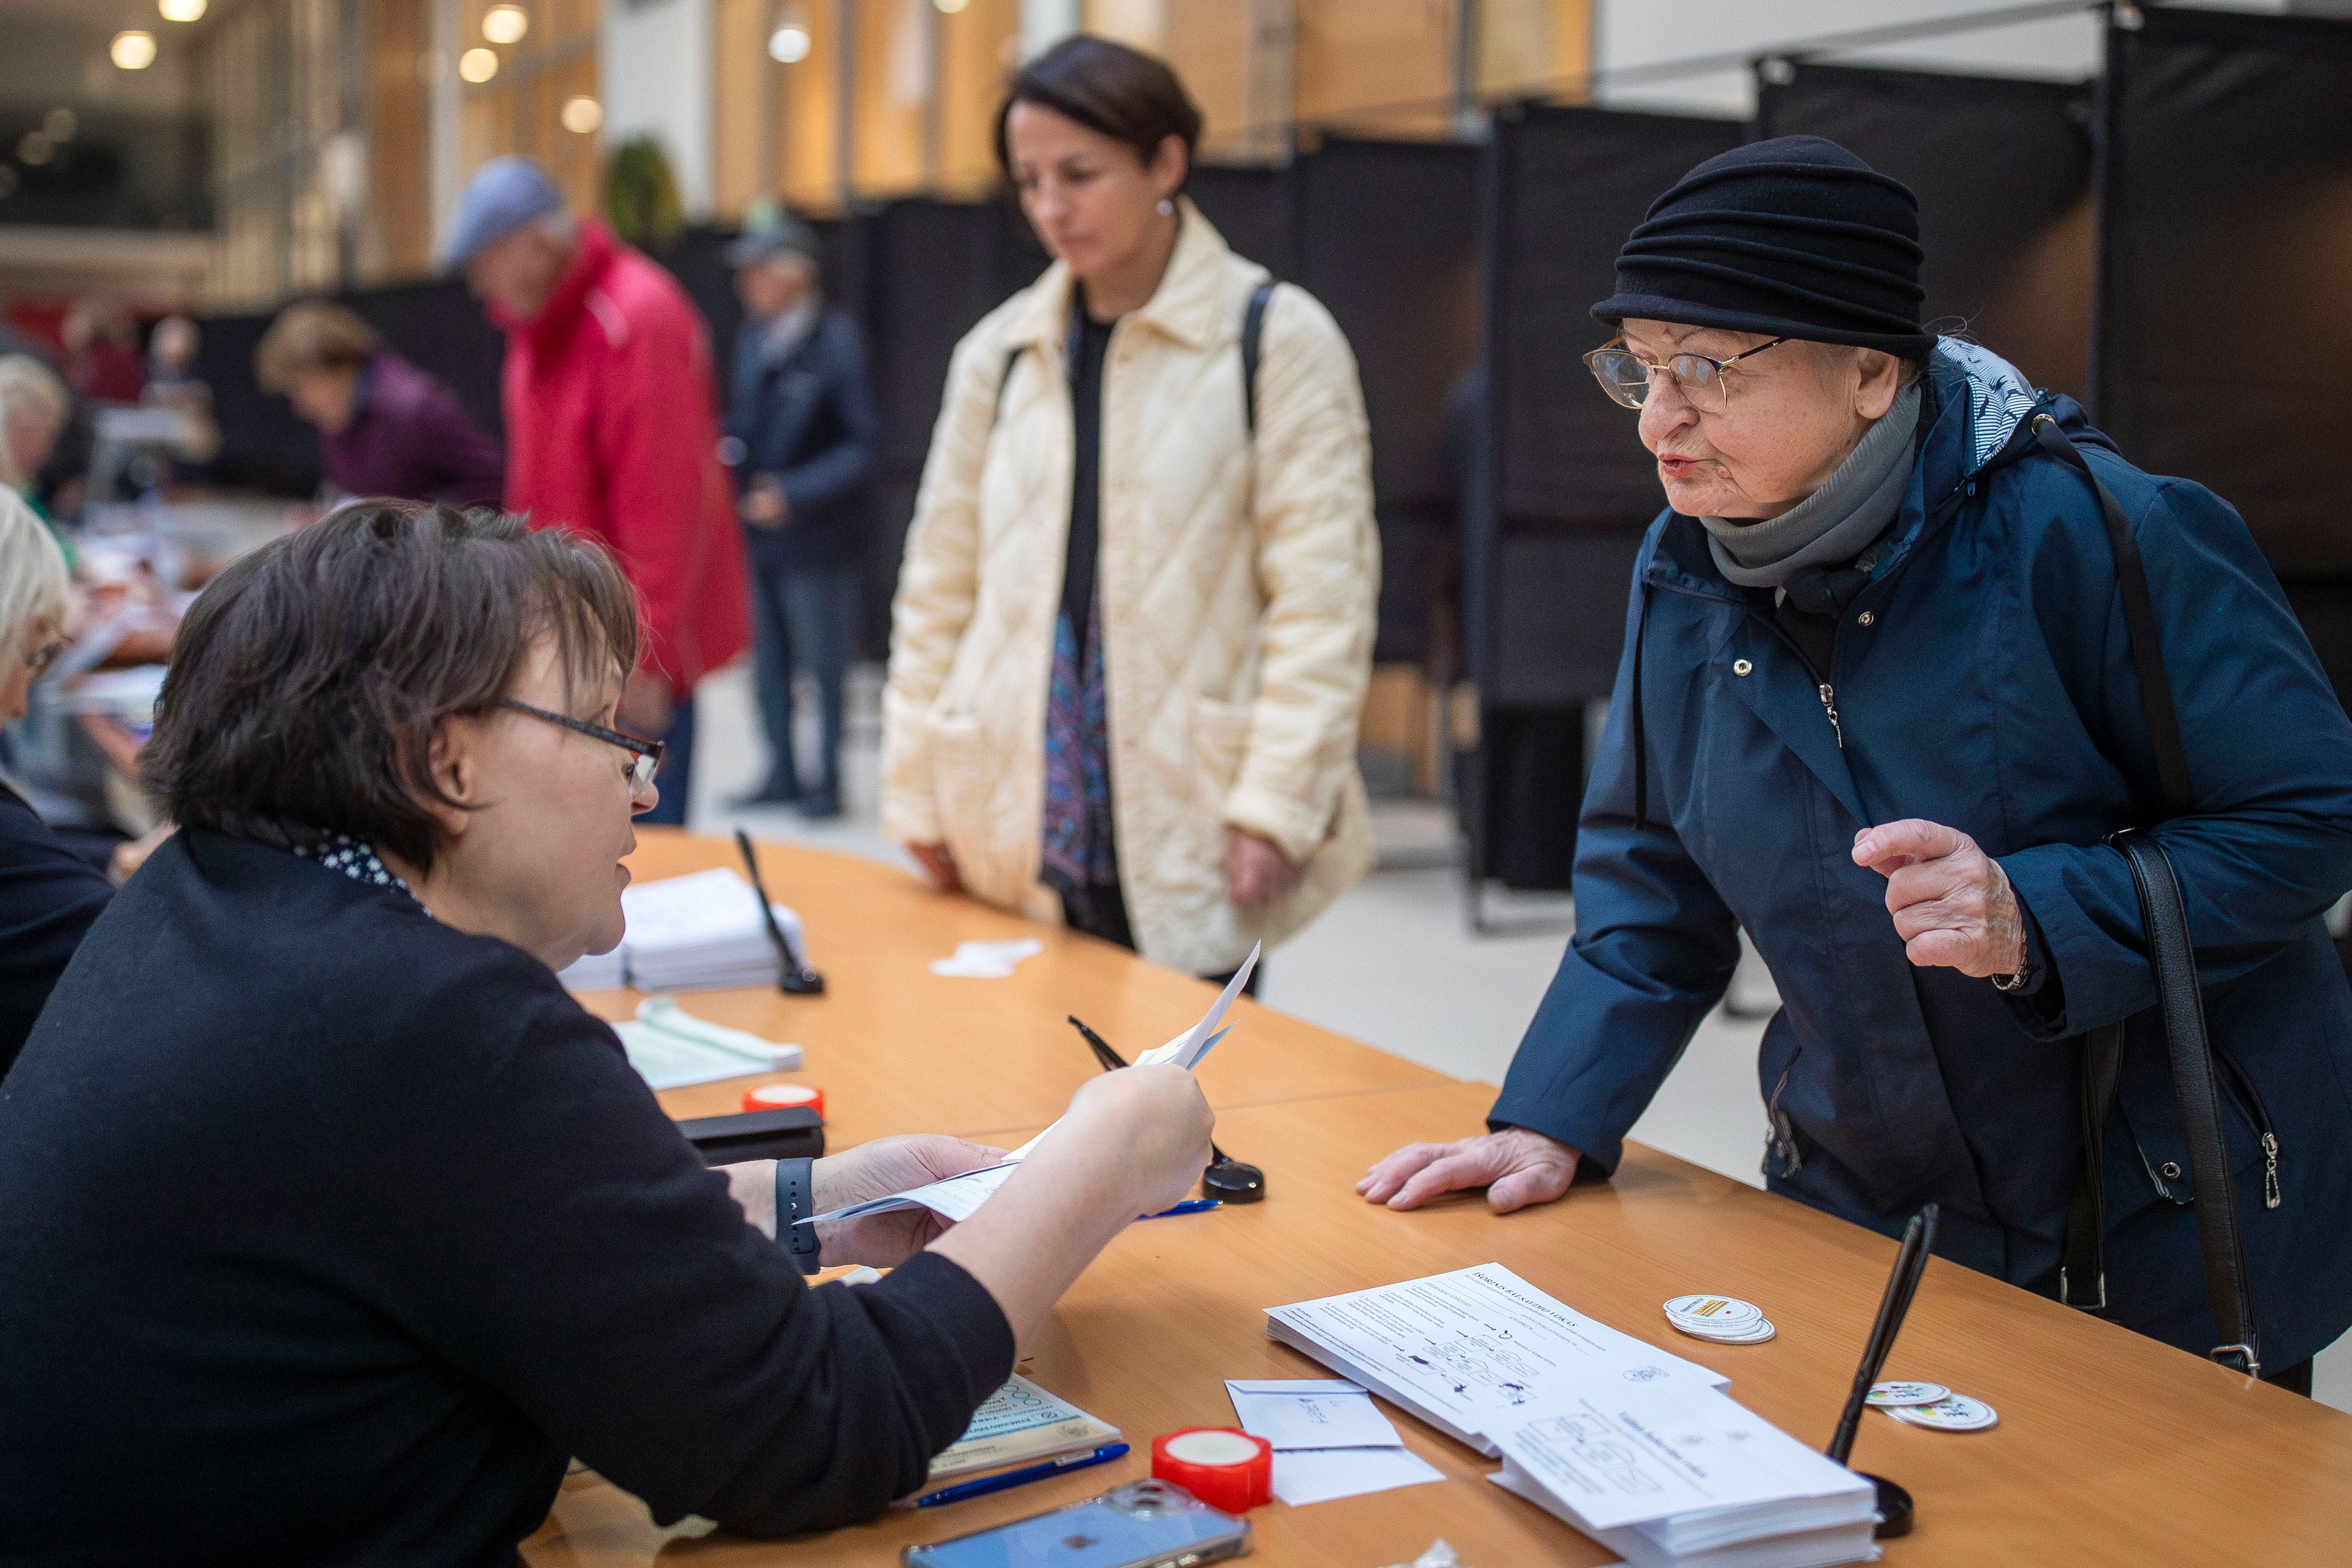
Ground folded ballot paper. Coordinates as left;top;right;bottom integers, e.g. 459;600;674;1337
557;868;805;993
796;944;1258;1229
610;998;802;1090
1264;1266;1877;1568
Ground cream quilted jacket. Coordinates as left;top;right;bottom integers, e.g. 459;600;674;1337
881;203;1378;976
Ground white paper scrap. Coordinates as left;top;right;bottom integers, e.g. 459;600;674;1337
612;998;802;1090
929;939;1044;978
1270;1446;1446;1508
1227;1379;1403;1451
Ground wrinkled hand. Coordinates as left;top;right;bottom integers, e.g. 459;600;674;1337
616;671;674;741
1054;1063;1217;1219
1852;819;2026;979
812;1134;1009;1267
1356;1128;1581;1214
1224;828;1303;910
739;475;790;529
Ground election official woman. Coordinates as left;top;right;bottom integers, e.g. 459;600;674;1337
882;36;1378;982
0;502;1214;1562
1359;138;2352;1392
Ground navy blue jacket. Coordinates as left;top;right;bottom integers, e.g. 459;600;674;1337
725;305;880;573
1492;341;2352;1370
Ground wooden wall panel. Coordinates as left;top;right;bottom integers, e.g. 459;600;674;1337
366;0;435;280
712;0;771;221
777;2;843;212
937;0;1021;196
850;0;930;198
1295;0;1453;137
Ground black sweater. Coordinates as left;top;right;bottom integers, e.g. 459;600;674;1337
0;830;1012;1566
0;782;110;1080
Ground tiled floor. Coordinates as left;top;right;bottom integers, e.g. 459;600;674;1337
685;662;2350;1411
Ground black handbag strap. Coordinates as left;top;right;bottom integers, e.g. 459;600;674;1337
990;279;1277;437
2034;415;2261;1374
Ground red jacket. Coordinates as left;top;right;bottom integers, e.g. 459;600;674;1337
495;220;749;687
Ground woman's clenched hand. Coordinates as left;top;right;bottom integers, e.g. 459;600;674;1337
1852;818;2026;979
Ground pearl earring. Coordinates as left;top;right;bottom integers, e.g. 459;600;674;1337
1156;197;1175;216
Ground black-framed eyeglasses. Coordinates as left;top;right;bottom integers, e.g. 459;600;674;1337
1583;334;1793;413
24;638;69;676
497;698;664;793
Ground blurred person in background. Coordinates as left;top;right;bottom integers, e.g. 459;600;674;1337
142;314;221;472
0;355;69;526
882;36;1378;984
448;157;748;827
61;301;143;405
0;488;111;1079
723;216;879;818
255;301;502;509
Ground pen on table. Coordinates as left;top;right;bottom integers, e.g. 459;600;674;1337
1141;1198;1222;1220
894;1442;1131;1510
733;829;825;995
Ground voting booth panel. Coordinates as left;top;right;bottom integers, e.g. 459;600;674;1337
2098;9;2352;592
1466;106;1743;889
1755;61;2095;404
1186;164;1298;283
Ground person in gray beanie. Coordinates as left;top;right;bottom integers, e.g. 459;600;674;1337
1362;136;2352;1393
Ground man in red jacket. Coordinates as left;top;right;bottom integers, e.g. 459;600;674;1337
445;157;749;825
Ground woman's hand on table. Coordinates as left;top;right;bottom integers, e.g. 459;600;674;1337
1357;1128;1581;1214
1852;819;2027;979
1224;828;1302;910
811;1134;1009;1268
907;842;962;892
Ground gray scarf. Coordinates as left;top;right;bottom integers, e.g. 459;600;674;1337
1701;379;1921;590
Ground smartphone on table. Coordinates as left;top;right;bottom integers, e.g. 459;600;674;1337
902;1479;1250;1568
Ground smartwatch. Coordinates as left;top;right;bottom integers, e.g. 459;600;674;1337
775;1158;824;1276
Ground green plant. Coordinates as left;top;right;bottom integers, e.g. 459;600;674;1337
604;136;683;251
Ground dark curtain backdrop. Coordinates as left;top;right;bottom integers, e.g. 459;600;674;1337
1295;137;1483;666
1756;61;2095;402
2098;8;2352;598
1469;104;1741;889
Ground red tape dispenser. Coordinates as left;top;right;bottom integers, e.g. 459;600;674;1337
1150;1428;1272;1513
741;1082;824;1119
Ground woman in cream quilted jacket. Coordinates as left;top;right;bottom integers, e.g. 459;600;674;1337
881;36;1377;981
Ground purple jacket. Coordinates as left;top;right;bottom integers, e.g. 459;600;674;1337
321;353;503;508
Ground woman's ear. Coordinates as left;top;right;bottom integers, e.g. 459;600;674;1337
419;717;477;845
1853;349;1903;421
1150;134;1189;205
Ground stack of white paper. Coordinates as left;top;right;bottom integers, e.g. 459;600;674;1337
1263;1264;1728;1456
556;869;805;993
1490;1381;1878;1568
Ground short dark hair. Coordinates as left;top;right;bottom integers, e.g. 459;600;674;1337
146;500;640;872
993;34;1201;186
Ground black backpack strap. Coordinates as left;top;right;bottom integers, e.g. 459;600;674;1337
992;345;1023;426
1240;279;1275;438
2035;414;2260;1373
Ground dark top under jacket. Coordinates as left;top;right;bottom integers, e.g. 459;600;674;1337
0;829;1013;1566
0;780;110;1080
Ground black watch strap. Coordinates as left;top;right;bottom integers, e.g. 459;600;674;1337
775;1158;823;1276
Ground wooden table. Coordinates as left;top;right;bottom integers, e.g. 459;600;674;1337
529;832;2352;1567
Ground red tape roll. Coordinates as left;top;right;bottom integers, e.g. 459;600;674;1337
1150;1427;1272;1513
741;1082;825;1118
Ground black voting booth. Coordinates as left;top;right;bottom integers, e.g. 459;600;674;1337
2096;7;2352;704
1465;105;1742;894
1754;61;2095;402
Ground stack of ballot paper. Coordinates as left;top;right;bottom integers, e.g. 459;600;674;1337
1225;1379;1444;1507
1264;1266;1877;1568
796;945;1257;1229
557;869;805;992
609;998;802;1090
929;1376;1121;1480
1490;1382;1878;1568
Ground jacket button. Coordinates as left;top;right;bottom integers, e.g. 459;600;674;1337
1857;611;1875;627
1732;658;1753;677
2162;1161;2183;1179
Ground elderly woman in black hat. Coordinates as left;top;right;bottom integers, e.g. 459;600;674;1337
1362;136;2352;1389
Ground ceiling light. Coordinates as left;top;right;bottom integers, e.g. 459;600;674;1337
482;5;528;45
43;108;77;142
768;23;810;62
458;47;499;83
17;132;53;167
560;95;601;134
111;30;159;70
933;0;968;12
159;0;208;21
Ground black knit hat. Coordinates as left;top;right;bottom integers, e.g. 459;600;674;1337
1591;135;1931;358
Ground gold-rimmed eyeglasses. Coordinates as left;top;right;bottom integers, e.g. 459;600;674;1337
1583;335;1792;413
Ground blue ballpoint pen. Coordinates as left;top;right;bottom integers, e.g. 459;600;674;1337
896;1442;1131;1509
1141;1198;1223;1219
